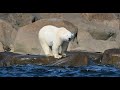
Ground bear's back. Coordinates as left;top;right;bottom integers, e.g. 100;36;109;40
39;25;60;45
39;25;59;37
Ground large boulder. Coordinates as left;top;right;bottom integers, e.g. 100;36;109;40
0;13;36;29
69;30;93;51
56;13;118;41
76;20;118;40
77;39;119;53
14;18;78;55
71;30;119;53
0;19;17;52
102;49;120;68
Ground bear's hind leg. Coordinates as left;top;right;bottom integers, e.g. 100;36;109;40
39;39;53;56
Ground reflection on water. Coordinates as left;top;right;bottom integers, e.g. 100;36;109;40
0;64;120;77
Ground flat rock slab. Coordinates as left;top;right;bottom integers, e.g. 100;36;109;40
0;51;102;67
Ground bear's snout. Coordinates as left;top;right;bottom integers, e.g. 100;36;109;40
68;37;72;41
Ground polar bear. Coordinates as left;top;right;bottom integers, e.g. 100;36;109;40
38;25;74;59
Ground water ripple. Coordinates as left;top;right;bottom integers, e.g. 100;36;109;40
0;64;120;77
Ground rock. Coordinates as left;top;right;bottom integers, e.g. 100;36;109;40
115;31;120;48
79;40;119;53
75;40;118;53
0;13;9;20
77;21;117;40
0;42;4;52
0;13;36;29
34;13;63;19
102;20;119;30
71;30;119;53
68;30;93;51
14;18;78;55
61;13;82;25
31;13;118;30
80;13;117;21
89;26;117;40
0;19;17;52
102;49;120;68
0;51;102;67
77;30;93;41
50;52;88;67
75;13;118;40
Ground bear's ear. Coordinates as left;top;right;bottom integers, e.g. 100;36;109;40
72;33;78;44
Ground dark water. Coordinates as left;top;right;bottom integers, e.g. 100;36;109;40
1;64;120;77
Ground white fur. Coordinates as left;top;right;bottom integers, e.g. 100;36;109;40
38;25;74;59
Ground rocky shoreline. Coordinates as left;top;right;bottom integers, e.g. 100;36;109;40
0;50;102;67
0;13;120;68
1;49;120;68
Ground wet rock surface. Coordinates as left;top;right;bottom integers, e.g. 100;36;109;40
2;49;120;68
0;51;102;67
102;49;120;68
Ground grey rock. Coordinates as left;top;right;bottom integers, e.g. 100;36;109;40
0;19;17;52
0;51;102;67
102;49;120;68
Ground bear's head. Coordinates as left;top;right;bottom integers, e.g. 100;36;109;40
59;27;74;42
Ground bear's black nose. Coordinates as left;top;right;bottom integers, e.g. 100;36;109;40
68;38;71;41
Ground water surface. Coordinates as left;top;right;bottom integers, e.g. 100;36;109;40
0;64;120;77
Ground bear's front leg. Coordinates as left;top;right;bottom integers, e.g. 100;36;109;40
52;42;62;59
61;42;69;57
59;46;66;57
